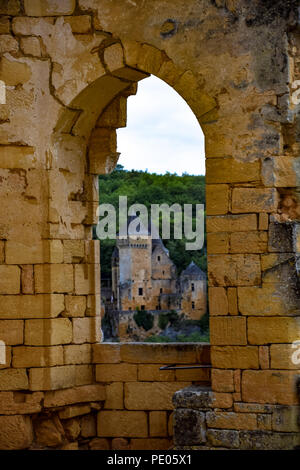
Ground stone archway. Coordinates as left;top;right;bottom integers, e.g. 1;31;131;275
0;0;299;450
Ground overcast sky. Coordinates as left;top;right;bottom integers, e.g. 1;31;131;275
117;75;205;175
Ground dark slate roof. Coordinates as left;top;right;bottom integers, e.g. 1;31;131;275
180;261;206;280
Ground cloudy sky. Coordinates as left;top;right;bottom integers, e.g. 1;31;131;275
117;75;205;175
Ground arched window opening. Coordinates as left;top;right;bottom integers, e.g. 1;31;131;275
98;75;208;344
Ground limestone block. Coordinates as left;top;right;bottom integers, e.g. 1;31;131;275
238;285;290;316
104;43;124;72
21;265;34;294
137;44;164;75
44;384;105;407
207;254;261;286
34;264;73;293
211;346;259;369
207;429;239;449
84;240;100;264
149;411;167;437
0;265;20;294
137;364;175;382
64;295;86;318
227;287;238;315
211;369;234;392
0;57;32;86
203;214;257;233
0;294;64;319
81;414;96;438
0;391;43;415
93;343;121;364
242;370;298;405
75;364;93;386
120;343;200;364
0;320;23;344
0;34;18;53
97;411;148;438
259;213;269;231
20;37;42;56
230;231;268;253
96;364;137;382
262;156;300;188
0;0;20;15
34;417;64;447
206;184;229;215
124;382;189;411
173;409;206;446
0;369;28;391
206;411;257;431
29;365;76;391
258;345;270;369
25;318;72;346
74;264;100;295
64;15;92;33
232;188;278;213
0;18;10;34
6;240;63;264
96;95;127;128
86;294;101;317
209;287;228;316
270;344;300;370
210;317;247;345
130;438;172;450
72;317;101;344
272;406;300;432
210;392;233;409
63;240;85;263
0;415;33;450
207;232;229;254
0;345;11;370
64;344;91;365
89;438;110;450
104;382;123;410
24;0;76;16
59;404;91;419
248;317;300;344
206;158;260;184
111;438;130;450
12;346;64;368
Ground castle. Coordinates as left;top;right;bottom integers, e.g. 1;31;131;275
102;217;207;340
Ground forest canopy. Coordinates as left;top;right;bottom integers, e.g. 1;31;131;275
97;165;206;278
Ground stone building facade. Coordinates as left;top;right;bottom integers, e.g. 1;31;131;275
109;222;207;320
0;0;299;451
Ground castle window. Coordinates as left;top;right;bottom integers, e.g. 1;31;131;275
160;288;163;293
138;287;143;295
141;305;145;310
191;283;195;292
157;256;160;261
192;301;195;309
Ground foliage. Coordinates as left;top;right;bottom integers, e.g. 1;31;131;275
145;332;209;343
158;310;180;330
133;309;154;331
97;165;206;276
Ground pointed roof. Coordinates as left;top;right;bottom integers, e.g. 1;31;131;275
181;261;206;280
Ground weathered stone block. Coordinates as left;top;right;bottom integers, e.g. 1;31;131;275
72;317;101;344
138;364;175;382
149;411;167;437
63;344;91;365
125;382;189;410
211;346;259;369
232;188;278;213
208;287;228;315
34;417;64;447
120;343;200;364
206;411;257;430
64;15;91;33
25;318;72;346
93;343;121;364
29;365;76;391
272;405;300;432
0;266;20;294
13;346;64;368
0;391;43;415
0;415;33;450
174;409;206;446
104;382;123;410
270;344;299;370
206;184;229;215
210;317;247;345
20;37;41;56
242;370;298;405
207;429;240;449
97;411;148;437
0;294;64;319
96;363;137;382
74;264;100;295
230;231;268;253
24;0;75;16
0;320;23;345
64;295;86;317
207;254;261;286
206;158;260;184
44;384;105;407
34;264;73;294
206;214;257;233
247;317;300;344
207;232;229;254
59;404;91;419
81;414;96;438
211;369;234;392
0;369;28;391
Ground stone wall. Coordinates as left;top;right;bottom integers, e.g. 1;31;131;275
0;0;299;450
